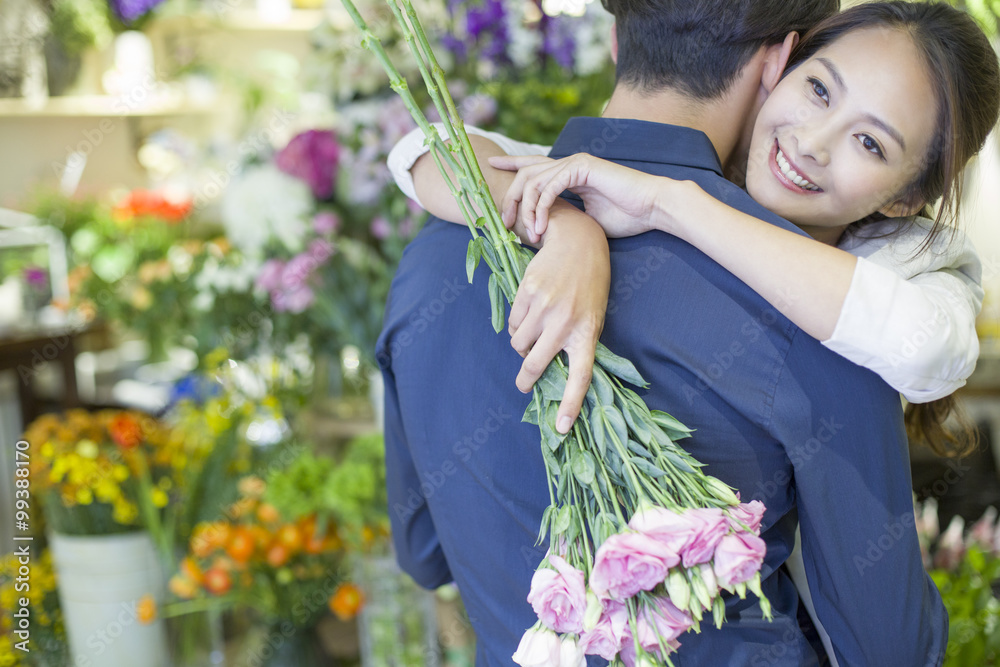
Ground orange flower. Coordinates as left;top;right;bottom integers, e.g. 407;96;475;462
169;575;197;600
329;583;365;621
202;567;232;596
112;189;192;223
109;413;143;450
256;503;281;525
136;594;157;624
225;527;256;564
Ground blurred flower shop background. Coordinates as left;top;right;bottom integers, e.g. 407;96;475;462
0;0;999;665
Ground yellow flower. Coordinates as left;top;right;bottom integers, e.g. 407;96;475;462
75;487;94;505
94;478;119;503
76;439;99;459
151;488;169;508
113;464;130;482
40;441;54;458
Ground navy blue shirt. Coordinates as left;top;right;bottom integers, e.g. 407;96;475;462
376;118;947;666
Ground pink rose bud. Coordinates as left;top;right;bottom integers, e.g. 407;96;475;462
512;626;561;667
727;500;766;534
713;532;766;588
527;554;587;634
591;532;679;600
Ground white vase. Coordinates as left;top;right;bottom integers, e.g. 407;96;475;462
49;531;169;667
368;368;384;432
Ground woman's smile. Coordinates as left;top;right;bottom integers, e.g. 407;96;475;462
769;140;823;193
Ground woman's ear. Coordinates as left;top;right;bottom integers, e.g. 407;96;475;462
761;31;799;94
879;195;926;219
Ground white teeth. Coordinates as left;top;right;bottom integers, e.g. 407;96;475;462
776;149;819;191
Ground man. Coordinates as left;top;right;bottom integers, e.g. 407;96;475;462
375;1;948;664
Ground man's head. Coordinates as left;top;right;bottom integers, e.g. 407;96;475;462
604;0;839;100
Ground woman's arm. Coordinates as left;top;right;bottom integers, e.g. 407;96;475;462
493;154;984;402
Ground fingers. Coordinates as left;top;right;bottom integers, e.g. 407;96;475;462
516;328;565;395
557;332;597;434
488;154;553;171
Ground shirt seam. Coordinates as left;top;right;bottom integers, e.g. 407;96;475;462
760;321;800;433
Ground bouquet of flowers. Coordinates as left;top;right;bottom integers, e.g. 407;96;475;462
0;550;68;667
915;500;1000;665
339;1;770;664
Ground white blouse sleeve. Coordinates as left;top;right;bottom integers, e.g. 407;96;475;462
387;124;552;208
823;222;983;403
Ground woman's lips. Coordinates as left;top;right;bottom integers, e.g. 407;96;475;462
769;140;823;195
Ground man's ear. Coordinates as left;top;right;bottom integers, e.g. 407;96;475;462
761;32;799;94
610;22;618;64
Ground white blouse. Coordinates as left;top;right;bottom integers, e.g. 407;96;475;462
388;125;984;403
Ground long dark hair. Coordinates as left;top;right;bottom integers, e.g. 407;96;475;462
788;2;1000;457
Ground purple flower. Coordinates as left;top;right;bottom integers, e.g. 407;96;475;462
110;0;165;23
313;211;340;235
23;267;48;288
543;16;576;70
590;532;679;600
256;259;286;292
275;130;340;200
271;285;314;314
370;217;392;240
307;238;335;263
281;254;318;290
526;553;587;634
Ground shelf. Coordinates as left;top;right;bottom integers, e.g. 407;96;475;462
0;92;217;118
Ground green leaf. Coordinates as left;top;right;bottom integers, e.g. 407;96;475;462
572;450;597;486
540;439;560;472
602;406;629;447
488;273;505;333
595;344;648;387
627;439;652;460
541;402;564;452
661;448;697;474
552;504;572;535
650;410;695;435
538;364;568;403
631;457;667;478
465;237;483;284
522;399;541;425
623;402;654;446
592;367;614;406
590;410;607;457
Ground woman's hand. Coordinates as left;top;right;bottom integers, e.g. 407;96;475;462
489;153;678;239
511;202;610;433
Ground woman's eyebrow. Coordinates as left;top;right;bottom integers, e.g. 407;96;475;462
816;56;906;151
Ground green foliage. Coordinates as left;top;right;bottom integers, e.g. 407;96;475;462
931;547;1000;665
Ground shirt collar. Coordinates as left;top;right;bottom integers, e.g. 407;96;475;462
549;117;724;177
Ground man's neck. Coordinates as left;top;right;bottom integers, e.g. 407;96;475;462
602;86;744;172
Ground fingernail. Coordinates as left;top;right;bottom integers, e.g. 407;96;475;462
558;416;572;433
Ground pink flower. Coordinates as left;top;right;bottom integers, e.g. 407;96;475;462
727;500;766;534
637;597;692;645
579;600;627;659
370;216;392;240
591;533;679;600
527;554;587;634
629;507;727;567
313;211;340;235
969;507;996;551
281;254;317;290
713;532;766;588
255;259;285;291
275;129;340;200
934;515;966;571
271;285;314;314
307;238;335;263
512;626;561;667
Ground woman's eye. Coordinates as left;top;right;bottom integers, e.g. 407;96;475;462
857;134;885;159
808;77;829;104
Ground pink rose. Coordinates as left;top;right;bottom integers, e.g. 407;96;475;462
255;259;285;292
579;600;627;659
281;254;317;290
713;532;766;588
527;554;587;634
629;507;727;567
591;533;679;600
370;216;392;240
512;626;561;667
679;508;729;566
271;285;315;314
727;500;766;534
637;597;692;645
307;238;335;263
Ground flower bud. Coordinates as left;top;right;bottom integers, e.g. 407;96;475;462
583;591;604;631
690;569;712;611
666;569;690;610
704;477;739;506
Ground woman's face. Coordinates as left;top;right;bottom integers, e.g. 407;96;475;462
745;27;938;243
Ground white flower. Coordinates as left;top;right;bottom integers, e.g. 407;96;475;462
220;164;311;255
192;291;215;312
559;635;586;667
512;626;561;667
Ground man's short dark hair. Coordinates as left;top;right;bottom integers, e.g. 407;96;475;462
603;0;840;99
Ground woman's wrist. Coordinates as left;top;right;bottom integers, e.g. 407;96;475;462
651;179;704;240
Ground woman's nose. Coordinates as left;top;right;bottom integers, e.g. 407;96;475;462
794;126;831;167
